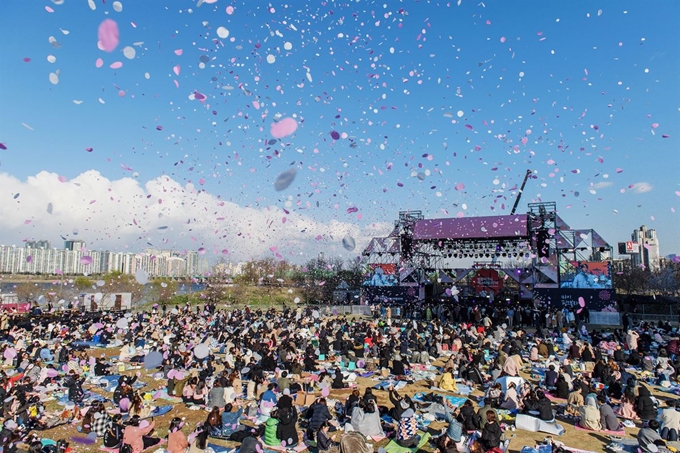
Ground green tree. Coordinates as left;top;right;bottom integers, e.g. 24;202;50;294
149;278;178;303
73;276;94;290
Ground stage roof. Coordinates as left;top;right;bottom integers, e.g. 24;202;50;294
413;214;529;241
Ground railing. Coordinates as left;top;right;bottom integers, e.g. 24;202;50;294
321;305;374;317
627;313;680;326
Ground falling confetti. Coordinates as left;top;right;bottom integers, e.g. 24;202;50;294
274;168;297;191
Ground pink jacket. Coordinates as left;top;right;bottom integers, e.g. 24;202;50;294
123;421;155;453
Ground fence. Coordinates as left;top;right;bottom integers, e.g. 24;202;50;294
628;313;680;326
323;305;373;317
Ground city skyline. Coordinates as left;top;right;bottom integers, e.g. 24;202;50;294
0;242;210;277
1;1;678;262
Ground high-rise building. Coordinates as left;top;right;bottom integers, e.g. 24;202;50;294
631;225;661;272
26;240;51;249
64;240;86;251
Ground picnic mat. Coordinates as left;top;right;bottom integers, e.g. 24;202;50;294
573;424;626;436
383;432;431;453
413;392;467;407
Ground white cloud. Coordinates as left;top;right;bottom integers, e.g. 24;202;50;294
592;181;614;189
631;182;653;194
0;171;391;263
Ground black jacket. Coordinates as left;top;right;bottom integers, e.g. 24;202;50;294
535;396;554;421
480;421;502;450
458;405;480;431
636;386;656;420
276;408;298;447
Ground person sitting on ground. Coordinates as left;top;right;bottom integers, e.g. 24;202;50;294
615;386;638;420
122;415;162;453
660;400;680;442
276;406;298;448
439;368;459;392
555;374;570;399
638;420;670;453
339;431;372;453
306;397;332;441
332;368;345;389
484;383;502;408
578;398;601;431
316;422;338;453
533;390;554;421
396;406;419;448
457;399;480;432
636;385;657;421
598;395;622;432
103;414;125;449
544;365;558;389
350;399;384;438
263;408;280;447
500;382;520;410
479;410;503;451
167;417;189;453
391;354;406;376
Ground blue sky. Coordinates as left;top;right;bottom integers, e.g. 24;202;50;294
0;0;678;261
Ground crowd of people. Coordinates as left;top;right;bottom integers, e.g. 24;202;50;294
0;301;677;453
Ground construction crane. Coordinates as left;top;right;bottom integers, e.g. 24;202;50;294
489;169;533;267
511;169;533;215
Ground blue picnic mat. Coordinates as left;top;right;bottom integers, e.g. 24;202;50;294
412;392;467;407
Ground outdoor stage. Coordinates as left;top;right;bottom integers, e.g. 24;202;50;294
361;202;618;322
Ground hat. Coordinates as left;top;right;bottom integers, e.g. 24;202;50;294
400;399;409;410
401;408;415;418
283;388;290;396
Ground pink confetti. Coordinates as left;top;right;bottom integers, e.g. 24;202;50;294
173;65;181;76
269;246;278;253
330;131;341;140
156;125;163;131
26;256;32;263
24;219;31;225
110;61;123;69
651;123;659;129
270;117;298;138
95;58;104;68
500;36;506;43
346;207;358;214
174;49;183;56
226;6;235;14
465;124;474;130
98;19;120;53
85;147;93;152
45;6;54;13
58;175;67;182
616;168;623;173
198;247;206;255
23;57;31;62
80;256;93;265
455;182;465;191
221;249;229;254
0;143;6;150
675;191;680;197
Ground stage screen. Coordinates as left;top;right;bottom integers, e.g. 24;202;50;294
533;288;617;312
559;260;612;289
362;264;397;287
